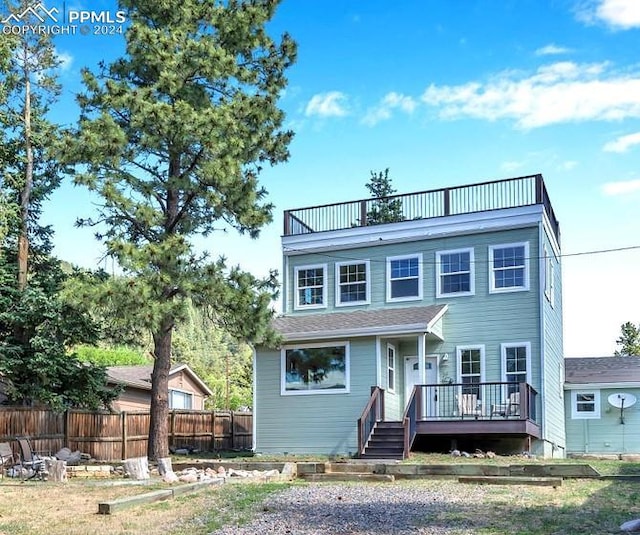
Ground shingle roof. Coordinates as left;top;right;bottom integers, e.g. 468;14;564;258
273;304;447;341
565;356;640;384
106;364;213;395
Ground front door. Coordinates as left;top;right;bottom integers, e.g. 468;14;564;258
404;355;439;416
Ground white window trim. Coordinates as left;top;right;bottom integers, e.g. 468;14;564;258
387;343;396;393
544;246;555;308
294;263;328;310
571;390;601;419
280;341;350;396
500;342;532;385
386;253;423;302
489;241;530;294
169;388;194;409
455;345;486;384
335;260;371;307
436;247;475;298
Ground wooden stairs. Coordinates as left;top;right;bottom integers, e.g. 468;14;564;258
359;421;405;460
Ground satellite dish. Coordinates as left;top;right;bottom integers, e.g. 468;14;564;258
607;393;637;424
608;393;637;409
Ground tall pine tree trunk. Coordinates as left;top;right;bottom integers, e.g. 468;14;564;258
18;54;33;290
148;316;173;460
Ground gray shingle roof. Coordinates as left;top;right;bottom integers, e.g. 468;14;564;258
565;356;640;384
273;304;447;341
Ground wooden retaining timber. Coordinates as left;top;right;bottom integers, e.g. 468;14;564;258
458;475;563;487
98;480;224;514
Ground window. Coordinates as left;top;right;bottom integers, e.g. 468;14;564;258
457;346;484;398
294;264;327;309
544;247;555;307
571;390;600;419
387;254;423;301
501;343;531;395
170;390;193;409
489;242;529;293
436;248;475;297
282;343;349;395
335;261;370;306
387;344;396;393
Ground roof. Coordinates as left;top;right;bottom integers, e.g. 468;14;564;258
272;304;448;342
565;356;640;385
106;364;213;396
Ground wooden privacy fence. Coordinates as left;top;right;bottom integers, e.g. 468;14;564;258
0;407;252;461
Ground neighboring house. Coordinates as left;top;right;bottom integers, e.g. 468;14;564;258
565;356;640;456
255;174;564;458
107;364;213;411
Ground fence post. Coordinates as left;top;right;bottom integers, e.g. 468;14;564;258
170;410;176;450
121;412;127;460
210;411;216;452
64;409;71;449
231;411;235;450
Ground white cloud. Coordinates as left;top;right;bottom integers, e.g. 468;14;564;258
603;132;640;152
420;61;640;129
559;160;578;171
500;161;524;172
535;44;572;56
362;92;417;126
602;178;640;195
596;0;640;29
577;0;640;29
56;51;73;71
304;91;348;118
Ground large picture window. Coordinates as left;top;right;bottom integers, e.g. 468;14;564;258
294;264;327;309
387;254;423;301
282;343;349;395
489;242;529;293
335;261;370;306
436;248;474;297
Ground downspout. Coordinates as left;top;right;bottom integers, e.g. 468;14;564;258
538;221;547;449
252;346;257;452
282;254;289;314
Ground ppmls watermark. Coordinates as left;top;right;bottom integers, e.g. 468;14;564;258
1;2;126;36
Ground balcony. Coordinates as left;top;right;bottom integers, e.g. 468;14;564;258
404;382;541;446
284;174;560;245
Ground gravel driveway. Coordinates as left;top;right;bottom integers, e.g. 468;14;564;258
211;480;493;534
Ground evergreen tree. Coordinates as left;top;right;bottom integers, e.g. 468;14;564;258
365;168;404;225
65;0;295;461
615;322;640;356
0;1;118;410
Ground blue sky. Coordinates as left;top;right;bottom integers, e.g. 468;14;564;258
34;0;640;358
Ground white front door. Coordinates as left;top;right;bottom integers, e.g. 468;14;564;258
404;355;439;416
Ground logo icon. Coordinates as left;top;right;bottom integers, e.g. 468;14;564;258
1;2;59;24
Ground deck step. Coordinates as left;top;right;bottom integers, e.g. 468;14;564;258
360;420;405;460
458;475;563;487
301;472;395;483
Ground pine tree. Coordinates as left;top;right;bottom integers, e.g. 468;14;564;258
615;322;640;356
65;0;295;462
365;168;404;225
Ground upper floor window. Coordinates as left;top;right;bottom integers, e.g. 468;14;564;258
335;261;370;306
386;254;423;302
489;242;529;293
501;342;531;395
294;264;327;310
571;390;600;419
281;343;349;395
436;248;475;297
544;247;555;307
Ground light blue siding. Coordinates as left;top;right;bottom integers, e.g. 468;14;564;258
255;338;377;455
565;388;640;454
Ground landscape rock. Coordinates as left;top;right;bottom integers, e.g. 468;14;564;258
621;519;640;532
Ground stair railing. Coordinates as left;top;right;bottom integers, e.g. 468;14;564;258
357;386;384;457
402;385;420;459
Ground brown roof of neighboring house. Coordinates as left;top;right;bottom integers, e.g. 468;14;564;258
565;356;640;384
272;304;448;341
106;364;213;396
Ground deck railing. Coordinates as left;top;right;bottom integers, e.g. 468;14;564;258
283;174;560;245
357;386;384;457
406;381;538;423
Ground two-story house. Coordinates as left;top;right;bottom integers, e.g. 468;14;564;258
254;174;564;459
